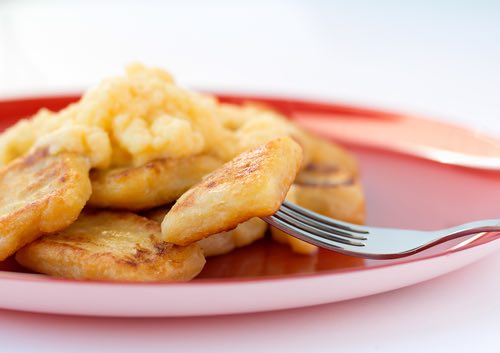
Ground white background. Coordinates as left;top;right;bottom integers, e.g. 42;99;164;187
0;0;499;352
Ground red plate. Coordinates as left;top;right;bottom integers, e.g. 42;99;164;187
0;94;499;317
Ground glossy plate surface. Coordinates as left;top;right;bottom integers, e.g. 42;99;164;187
0;94;499;317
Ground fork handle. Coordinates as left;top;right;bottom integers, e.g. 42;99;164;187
438;220;500;240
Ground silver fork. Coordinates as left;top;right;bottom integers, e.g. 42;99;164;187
262;201;500;259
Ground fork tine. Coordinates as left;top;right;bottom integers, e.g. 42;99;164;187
278;206;367;240
282;201;369;234
265;214;365;252
273;210;365;246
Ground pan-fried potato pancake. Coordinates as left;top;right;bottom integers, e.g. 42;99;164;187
294;166;365;225
304;134;359;177
162;137;302;245
272;163;365;254
0;149;91;260
144;206;267;257
89;154;222;210
16;211;205;281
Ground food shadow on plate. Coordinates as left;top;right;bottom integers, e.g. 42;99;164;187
198;236;365;279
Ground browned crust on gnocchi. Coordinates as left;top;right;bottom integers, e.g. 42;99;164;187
16;211;205;281
161;137;302;245
0;149;91;260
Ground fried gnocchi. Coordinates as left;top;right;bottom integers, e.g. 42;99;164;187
89;154;222;210
0;149;91;260
162;137;303;245
294;166;365;224
304;133;359;177
145;206;267;257
16;211;205;281
271;150;365;254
